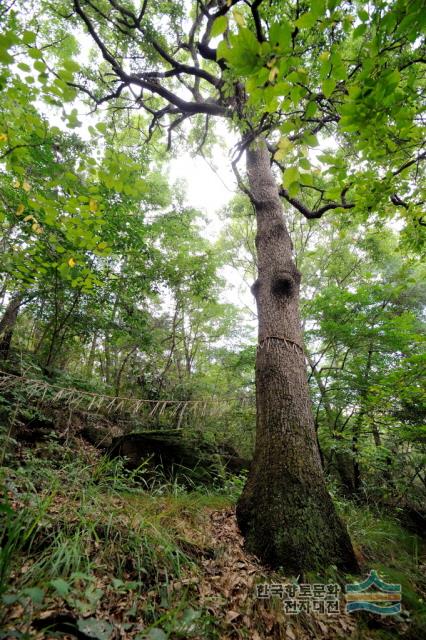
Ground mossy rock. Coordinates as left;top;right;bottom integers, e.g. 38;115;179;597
108;430;249;485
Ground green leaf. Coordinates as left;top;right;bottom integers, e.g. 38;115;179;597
274;137;293;161
23;587;45;605
304;133;319;147
111;578;124;588
51;578;70;597
305;100;317;118
322;78;336;98
33;60;47;73
296;12;317;29
27;48;43;59
309;0;326;18
282;166;299;189
211;16;228;38
216;39;230;61
146;630;167;640
181;607;202;627
0;48;13;64
233;27;260;57
63;59;81;73
77;618;114;640
22;30;37;45
2;593;19;605
300;171;313;186
353;23;367;39
269;21;292;48
233;8;245;27
357;9;369;22
288;181;300;197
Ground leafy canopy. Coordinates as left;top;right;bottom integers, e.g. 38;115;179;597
3;0;421;247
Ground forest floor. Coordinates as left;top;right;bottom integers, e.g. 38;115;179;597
1;435;425;640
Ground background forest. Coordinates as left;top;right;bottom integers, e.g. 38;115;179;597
0;1;425;639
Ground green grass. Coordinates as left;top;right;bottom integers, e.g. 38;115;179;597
335;498;426;637
0;440;234;638
1;438;425;639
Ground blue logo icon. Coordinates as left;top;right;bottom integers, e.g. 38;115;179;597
345;570;402;615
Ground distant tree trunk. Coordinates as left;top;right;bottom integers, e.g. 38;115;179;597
104;295;119;386
158;300;180;393
0;293;23;359
308;353;358;496
236;141;358;572
351;348;373;497
86;331;98;378
104;331;112;385
115;345;137;396
44;291;81;369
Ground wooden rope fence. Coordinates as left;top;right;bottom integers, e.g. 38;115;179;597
0;370;254;421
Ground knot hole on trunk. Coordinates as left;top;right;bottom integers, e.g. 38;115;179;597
271;271;298;298
251;279;260;298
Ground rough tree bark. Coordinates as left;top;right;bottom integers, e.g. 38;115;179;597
0;293;23;359
236;141;358;572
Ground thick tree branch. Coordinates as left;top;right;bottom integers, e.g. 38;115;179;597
195;115;210;155
74;0;230;117
105;0;223;89
147;35;223;90
73;0;229;117
0;141;48;160
279;186;355;219
250;0;266;43
68;81;127;107
392;150;426;177
275;146;426;221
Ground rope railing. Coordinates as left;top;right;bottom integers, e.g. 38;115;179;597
0;370;255;420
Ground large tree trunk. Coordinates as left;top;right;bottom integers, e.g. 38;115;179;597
0;293;23;359
236;141;358;572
